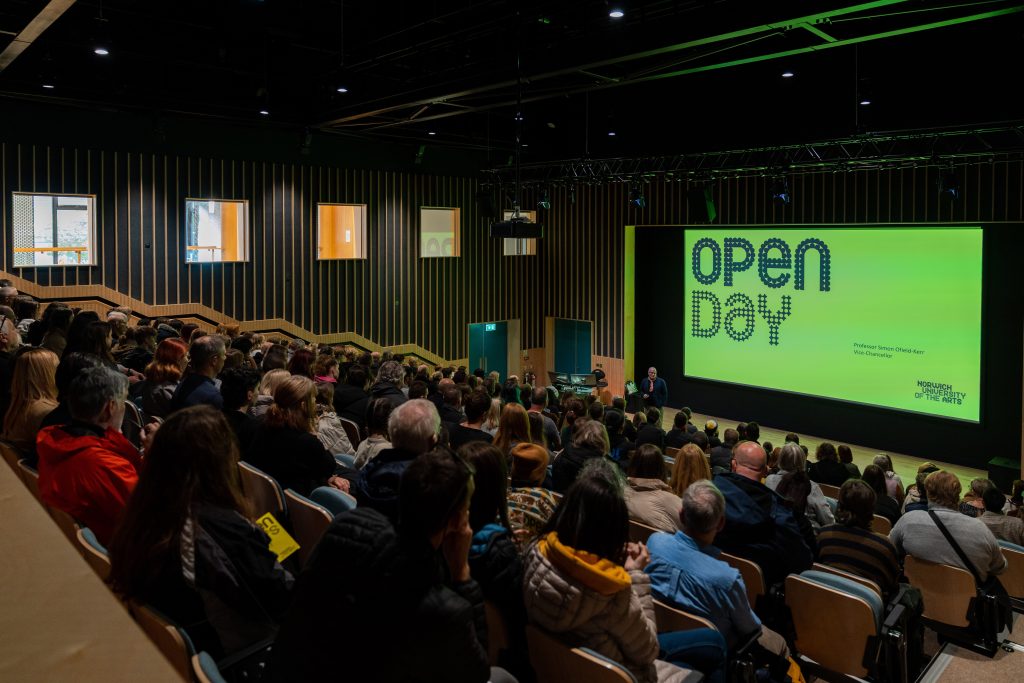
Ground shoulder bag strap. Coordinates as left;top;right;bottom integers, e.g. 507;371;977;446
927;509;982;585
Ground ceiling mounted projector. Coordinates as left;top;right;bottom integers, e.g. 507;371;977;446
490;216;544;238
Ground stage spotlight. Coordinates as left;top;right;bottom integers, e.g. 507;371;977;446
937;167;960;201
629;185;646;209
538;190;551;210
770;178;790;204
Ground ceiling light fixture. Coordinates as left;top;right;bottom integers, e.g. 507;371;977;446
609;9;625;18
94;47;109;56
781;71;794;78
336;86;348;93
42;84;55;89
859;99;871;106
427;131;436;136
259;109;270;116
608;131;617;136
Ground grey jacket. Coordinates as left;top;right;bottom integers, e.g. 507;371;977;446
889;504;1007;581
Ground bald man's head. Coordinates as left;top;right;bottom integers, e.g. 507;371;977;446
732;441;766;480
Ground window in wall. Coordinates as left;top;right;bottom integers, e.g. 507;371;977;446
420;207;460;257
502;209;538;256
317;203;367;259
185;199;249;263
11;193;96;266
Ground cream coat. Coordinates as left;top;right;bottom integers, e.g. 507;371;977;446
625;478;684;533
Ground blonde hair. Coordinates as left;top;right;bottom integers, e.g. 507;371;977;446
483;398;502;430
3;348;59;436
266;375;317;433
258;368;291;397
671;443;712;496
493;403;531;454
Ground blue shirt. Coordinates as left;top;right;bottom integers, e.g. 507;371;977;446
645;530;760;649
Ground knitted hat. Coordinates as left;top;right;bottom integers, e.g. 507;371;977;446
510;443;549;484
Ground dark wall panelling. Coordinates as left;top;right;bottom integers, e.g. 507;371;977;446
2;142;544;362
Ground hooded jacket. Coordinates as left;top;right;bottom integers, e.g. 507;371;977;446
522;533;690;683
268;508;490;683
36;421;142;546
625;478;684;533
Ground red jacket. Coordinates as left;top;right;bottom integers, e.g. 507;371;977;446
36;423;142;547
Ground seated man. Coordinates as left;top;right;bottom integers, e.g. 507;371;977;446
980;484;1024;546
647;480;789;656
169;335;226;412
447;389;493;451
37;366;143;546
527;386;561;450
664;411;692;450
709;429;738;471
268;447;496;683
352;398;440;523
713;442;813;587
890;470;1006;581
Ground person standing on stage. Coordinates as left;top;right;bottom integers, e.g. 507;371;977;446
640;367;667;409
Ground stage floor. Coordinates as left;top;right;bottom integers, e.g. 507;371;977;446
655;407;988;491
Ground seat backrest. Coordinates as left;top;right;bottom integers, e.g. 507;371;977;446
128;601;194;682
785;573;879;678
283;489;333;569
719;551;765;608
48;505;80;544
192;652;228;683
665;447;680;458
653;599;717;633
811;563;882;597
16;458;43;504
818;483;841;499
997;541;1024;598
484;600;510;666
122;400;145;449
309;486;357;516
238;461;287;519
76;527;111;582
871;514;892;534
338;417;362;449
526;624;637;683
903;555;974;627
628;519;659;544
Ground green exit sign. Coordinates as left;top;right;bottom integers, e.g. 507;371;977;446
485;323;497;332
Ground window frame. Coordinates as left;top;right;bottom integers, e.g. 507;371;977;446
316;202;368;260
419;206;461;258
10;191;98;268
183;197;251;264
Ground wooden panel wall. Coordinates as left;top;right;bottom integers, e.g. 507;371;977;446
0;142;544;361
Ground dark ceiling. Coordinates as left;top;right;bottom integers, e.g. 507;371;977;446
1;0;1022;164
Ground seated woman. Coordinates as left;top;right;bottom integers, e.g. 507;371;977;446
2;348;59;453
872;454;905;503
523;458;726;683
312;382;354;455
108;406;294;662
959;478;990;518
135;338;188;419
460;441;529;679
492;402;531;457
766;443;835;528
625;444;683;533
807;442;850;487
352;398;393;469
816;479;900;597
246;375;349;496
507;442;558;551
862;464;901;527
774;470;819;557
248;368;290;420
901;462;939;513
838;444;861;479
670;444;712;498
551;419;609;493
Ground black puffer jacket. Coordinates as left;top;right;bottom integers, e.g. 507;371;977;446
369;381;408;409
551;443;605;492
268;508;490;683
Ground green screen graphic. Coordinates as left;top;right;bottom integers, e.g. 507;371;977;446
683;227;982;422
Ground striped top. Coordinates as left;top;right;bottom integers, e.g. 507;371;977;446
816;524;901;596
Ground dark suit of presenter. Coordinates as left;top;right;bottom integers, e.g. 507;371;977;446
640;376;668;408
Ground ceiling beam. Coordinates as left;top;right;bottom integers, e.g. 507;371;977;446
0;0;77;73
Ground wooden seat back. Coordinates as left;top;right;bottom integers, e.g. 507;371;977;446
903;555;974;627
999;543;1024;599
810;562;882;597
283;489;332;569
720;551;766;608
653;599;717;633
628;519;660;544
818;483;841;499
238;461;287;519
128;602;193;681
871;514;892;534
526;624;637;683
75;527;112;582
338;417;362;449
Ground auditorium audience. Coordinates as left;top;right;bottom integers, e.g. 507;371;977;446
312;353;338;384
37;366;142;546
873;453;905;502
605;409;636;468
635;407;666;449
134;338;188;419
889;470;1006;581
671;443;713;498
447;389;494;450
959;477;990;518
902;462;939;512
862;464;902;527
351;399;391;469
527;385;561;449
331;363;369;427
807;442;850;487
745;422;760;446
507;442;558;550
493;402;531;456
646;479;789;656
268;447;499;683
713;442;813;587
524;458;724;683
765;443;835;527
817;479;901;596
249;368;290;420
625;444;683;532
368;359;408;409
709;428;737;471
773;469;819;556
558;396;585;445
108;406;293;663
287;347;315;378
980;484;1024;546
245;375;347;497
313;382;354;455
437;382;464;425
838;444;861;479
352;398;440;522
219;366;260;451
552;419;609;492
170;335;226;411
2;348;59;453
663;412;691;450
40;304;74;357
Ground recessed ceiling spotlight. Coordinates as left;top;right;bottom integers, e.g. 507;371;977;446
608;131;617;136
336;86;348;93
42;84;55;89
546;122;556;129
259;109;270;116
781;71;794;78
94;47;109;56
427;131;436;135
609;9;625;18
859;99;871;106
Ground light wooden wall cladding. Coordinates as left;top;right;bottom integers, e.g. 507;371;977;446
0;143;544;360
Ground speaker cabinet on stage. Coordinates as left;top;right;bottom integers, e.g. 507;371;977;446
987;457;1021;494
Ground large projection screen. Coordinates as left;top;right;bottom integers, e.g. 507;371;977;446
683;226;983;422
